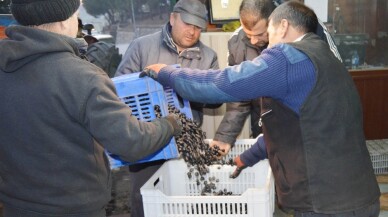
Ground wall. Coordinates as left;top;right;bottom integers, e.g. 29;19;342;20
351;69;388;139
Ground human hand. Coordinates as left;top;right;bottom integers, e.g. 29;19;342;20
164;114;182;136
139;64;168;79
229;156;247;179
209;140;231;158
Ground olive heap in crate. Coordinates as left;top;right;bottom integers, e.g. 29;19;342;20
155;104;235;196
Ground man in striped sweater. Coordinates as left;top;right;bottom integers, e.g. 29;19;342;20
142;2;380;217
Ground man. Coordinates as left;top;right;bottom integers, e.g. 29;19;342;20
0;0;181;216
144;2;380;216
116;0;219;127
211;0;342;157
115;0;218;216
210;0;276;155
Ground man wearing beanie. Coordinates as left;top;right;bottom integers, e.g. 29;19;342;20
0;0;182;216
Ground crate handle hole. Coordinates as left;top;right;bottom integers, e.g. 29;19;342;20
153;178;160;187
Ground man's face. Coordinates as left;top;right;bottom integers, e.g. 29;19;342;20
241;18;269;48
267;19;283;48
170;13;202;50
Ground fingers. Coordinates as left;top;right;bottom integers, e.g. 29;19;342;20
229;166;245;179
140;64;168;79
229;157;247;179
209;140;231;157
147;64;167;73
165;114;182;136
139;68;158;80
139;68;150;78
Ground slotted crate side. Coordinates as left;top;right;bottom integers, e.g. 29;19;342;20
164;87;193;119
220;138;388;175
367;139;388;174
141;156;274;217
107;73;180;169
225;139;258;160
119;90;166;121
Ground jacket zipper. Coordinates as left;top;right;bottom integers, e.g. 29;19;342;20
258;109;273;127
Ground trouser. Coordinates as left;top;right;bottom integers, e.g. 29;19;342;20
128;159;165;217
3;205;106;217
294;199;380;217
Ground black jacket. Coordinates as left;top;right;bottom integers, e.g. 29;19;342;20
0;25;176;216
214;27;264;144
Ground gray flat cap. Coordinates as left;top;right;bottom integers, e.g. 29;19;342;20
173;0;208;29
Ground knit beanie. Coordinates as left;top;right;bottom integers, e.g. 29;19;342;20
11;0;80;26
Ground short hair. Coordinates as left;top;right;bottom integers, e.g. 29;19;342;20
269;1;318;33
239;0;277;30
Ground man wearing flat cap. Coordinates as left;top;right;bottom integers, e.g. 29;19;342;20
0;0;183;216
115;0;219;216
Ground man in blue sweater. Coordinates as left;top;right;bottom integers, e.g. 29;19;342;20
142;2;380;216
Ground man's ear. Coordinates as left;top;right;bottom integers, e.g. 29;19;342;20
58;20;72;37
169;13;175;26
60;20;68;30
279;19;289;38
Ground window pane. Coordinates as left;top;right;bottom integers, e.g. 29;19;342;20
327;0;388;70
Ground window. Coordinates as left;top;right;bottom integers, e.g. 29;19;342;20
326;0;388;69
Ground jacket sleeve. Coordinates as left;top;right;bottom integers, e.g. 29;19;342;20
213;30;252;145
210;53;219;70
195;47;222;109
213;101;251;145
157;45;291;104
115;40;142;76
81;73;175;162
227;37;237;66
240;135;267;167
205;49;222;108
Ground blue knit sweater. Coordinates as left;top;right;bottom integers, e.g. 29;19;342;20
158;43;316;167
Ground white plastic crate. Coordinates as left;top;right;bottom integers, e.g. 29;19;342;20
141;157;274;217
366;139;388;174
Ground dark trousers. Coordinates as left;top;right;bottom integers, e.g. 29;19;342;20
294;199;380;217
128;160;165;217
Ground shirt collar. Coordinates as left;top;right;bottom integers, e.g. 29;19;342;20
294;33;307;42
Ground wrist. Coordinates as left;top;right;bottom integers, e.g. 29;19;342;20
234;156;245;168
165;115;182;136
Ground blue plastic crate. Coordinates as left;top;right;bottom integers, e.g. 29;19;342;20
161;64;193;119
108;73;181;169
